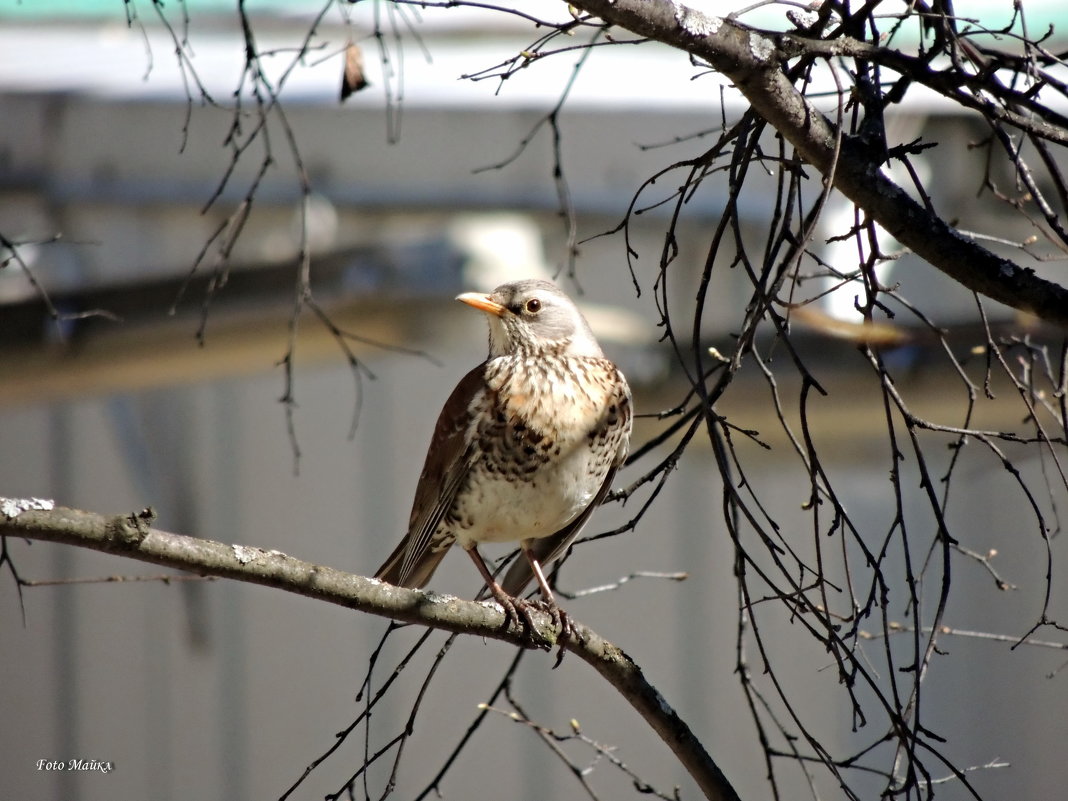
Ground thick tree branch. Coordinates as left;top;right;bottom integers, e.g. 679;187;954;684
0;502;741;801
571;0;1068;328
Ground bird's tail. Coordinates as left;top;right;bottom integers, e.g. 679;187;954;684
374;538;448;589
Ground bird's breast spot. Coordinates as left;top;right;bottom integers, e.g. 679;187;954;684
506;393;528;417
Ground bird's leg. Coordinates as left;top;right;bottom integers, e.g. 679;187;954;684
465;546;544;645
522;546;573;666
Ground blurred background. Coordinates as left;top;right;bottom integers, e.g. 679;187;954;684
1;2;1065;800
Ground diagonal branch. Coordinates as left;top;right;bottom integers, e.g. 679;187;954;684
569;0;1068;328
0;502;741;801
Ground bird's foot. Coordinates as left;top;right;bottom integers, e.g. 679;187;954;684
489;585;551;650
529;598;573;667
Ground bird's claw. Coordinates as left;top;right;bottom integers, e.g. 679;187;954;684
527;598;573;667
550;606;573;667
488;586;574;661
491;589;552;650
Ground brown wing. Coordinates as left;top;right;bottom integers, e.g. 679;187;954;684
374;365;485;588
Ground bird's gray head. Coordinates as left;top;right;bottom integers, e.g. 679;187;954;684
456;279;604;359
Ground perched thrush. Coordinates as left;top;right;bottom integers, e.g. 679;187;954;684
375;279;632;638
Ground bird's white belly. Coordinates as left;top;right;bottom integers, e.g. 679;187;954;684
453;447;596;547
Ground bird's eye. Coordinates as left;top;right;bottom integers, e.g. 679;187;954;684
524;298;542;314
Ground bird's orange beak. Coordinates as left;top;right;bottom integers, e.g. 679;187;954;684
456;291;507;317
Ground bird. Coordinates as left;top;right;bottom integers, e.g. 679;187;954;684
374;279;632;641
